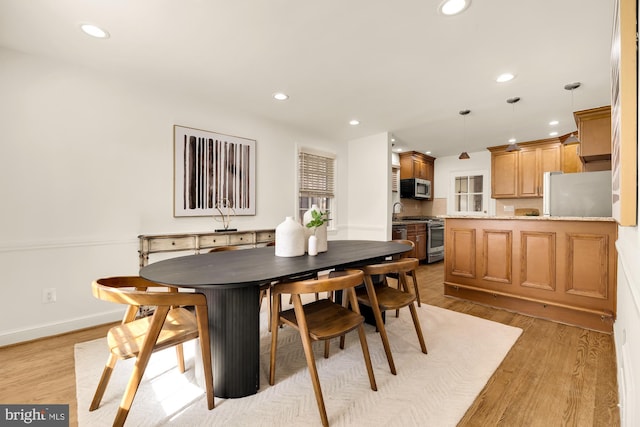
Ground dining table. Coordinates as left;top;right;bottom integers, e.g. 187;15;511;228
139;239;410;398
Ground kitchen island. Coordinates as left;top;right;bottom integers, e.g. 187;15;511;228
444;216;617;332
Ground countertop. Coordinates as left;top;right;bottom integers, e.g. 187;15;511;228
442;215;616;222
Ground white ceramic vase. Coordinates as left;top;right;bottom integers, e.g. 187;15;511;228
303;204;328;253
275;216;305;257
308;235;318;256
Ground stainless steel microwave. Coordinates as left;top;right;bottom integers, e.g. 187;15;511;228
400;178;431;199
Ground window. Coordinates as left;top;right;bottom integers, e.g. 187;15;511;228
298;149;335;227
450;172;487;215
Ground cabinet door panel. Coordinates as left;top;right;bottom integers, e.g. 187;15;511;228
518;149;538;197
492;152;518;198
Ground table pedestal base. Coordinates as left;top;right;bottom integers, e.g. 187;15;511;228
202;286;260;398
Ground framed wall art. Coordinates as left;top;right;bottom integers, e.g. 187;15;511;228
174;125;256;217
610;0;637;226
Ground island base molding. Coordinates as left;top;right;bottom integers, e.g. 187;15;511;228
444;282;615;333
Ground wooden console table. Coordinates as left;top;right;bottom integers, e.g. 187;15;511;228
138;229;276;267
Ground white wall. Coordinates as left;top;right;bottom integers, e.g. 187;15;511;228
433;150;496;216
347;132;391;240
0;47;348;344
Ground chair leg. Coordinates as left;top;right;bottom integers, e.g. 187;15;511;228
292;295;329;427
363;276;397;375
176;343;186;373
408;302;428;354
195;305;215;410
89;353;118;411
269;293;282;385
356;323;377;391
409;270;421;307
114;306;169;427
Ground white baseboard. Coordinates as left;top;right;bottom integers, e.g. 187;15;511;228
0;310;123;347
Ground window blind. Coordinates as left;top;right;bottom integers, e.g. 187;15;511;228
298;151;335;198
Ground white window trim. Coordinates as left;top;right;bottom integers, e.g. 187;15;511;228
447;169;491;216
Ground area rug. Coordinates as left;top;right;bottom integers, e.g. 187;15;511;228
75;304;522;426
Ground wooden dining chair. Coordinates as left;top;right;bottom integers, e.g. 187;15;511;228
89;276;214;427
269;269;377;427
387;239;421;314
356;258;427;375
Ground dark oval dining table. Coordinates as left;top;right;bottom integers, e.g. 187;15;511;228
140;239;410;398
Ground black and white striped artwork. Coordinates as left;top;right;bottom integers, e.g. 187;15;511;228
174;125;256;216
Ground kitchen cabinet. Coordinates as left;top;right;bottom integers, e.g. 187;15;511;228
562;143;583;173
518;143;561;197
444;217;617;333
490;150;518;198
405;223;427;261
574;106;611;170
399;151;435;183
489;139;561;198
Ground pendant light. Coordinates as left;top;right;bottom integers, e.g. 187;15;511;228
505;97;521;152
563;82;581;145
458;109;471;159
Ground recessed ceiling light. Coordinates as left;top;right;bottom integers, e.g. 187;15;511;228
349;119;360;126
438;0;471;16
549;131;559;136
425;151;432;155
508;138;517;143
273;92;289;101
549;120;559;126
80;23;110;39
496;73;515;83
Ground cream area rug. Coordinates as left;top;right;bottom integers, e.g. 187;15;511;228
75;303;522;427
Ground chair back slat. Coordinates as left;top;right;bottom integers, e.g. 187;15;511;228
92;277;207;307
361;258;419;276
271;269;364;295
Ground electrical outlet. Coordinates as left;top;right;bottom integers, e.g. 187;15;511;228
42;288;57;304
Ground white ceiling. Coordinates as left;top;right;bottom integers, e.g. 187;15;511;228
0;0;614;158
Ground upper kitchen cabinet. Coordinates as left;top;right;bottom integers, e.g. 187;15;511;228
574;106;612;171
489;139;562;198
399;151;435;191
491;150;519;198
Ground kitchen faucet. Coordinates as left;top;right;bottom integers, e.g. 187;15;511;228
392;202;404;221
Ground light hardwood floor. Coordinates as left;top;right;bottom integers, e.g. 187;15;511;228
0;262;620;426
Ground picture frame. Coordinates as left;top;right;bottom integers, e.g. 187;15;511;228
174;125;256;217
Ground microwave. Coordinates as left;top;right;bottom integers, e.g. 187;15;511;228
400;178;432;199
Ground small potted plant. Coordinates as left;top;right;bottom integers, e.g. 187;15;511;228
305;209;330;256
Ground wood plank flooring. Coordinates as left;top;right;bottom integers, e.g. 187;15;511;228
0;262;620;426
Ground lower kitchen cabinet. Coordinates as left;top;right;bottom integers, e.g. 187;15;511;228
444;217;617;332
406;223;427;261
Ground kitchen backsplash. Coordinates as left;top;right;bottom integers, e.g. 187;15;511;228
397;197;446;217
495;198;543;216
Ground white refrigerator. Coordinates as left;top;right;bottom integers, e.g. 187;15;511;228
542;170;612;217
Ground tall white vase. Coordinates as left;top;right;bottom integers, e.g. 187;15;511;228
275;216;305;257
303;204;328;253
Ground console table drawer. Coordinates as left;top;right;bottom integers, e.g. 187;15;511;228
228;232;254;245
148;236;196;252
199;235;230;248
256;231;276;243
